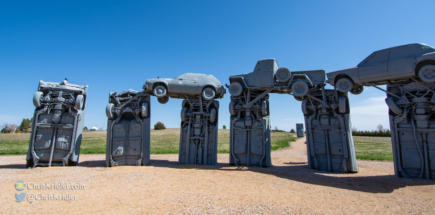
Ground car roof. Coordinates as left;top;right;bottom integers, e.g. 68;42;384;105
375;43;432;52
176;73;217;80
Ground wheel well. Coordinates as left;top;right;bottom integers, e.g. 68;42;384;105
152;82;168;91
415;60;435;75
334;74;354;85
202;85;216;92
229;78;246;87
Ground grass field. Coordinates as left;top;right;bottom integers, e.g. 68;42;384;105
353;136;393;161
0;129;298;155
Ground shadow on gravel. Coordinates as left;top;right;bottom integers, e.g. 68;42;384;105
0;164;26;169
140;159;435;194
1;158;434;194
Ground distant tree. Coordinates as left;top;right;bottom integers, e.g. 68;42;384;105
2;124;18;133
154;122;166;130
290;128;295;133
377;124;384;131
274;126;279;131
352;126;358;132
99;126;104;131
19;118;31;131
83;126;88;132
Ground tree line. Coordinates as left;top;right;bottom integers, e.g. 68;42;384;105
352;124;391;137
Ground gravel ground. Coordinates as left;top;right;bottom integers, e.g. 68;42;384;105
1;137;434;214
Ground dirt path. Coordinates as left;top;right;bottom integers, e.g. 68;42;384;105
1;137;434;214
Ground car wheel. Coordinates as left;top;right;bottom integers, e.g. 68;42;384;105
291;81;309;97
350;85;364;95
385;97;403;115
228;82;243;96
209;108;217;123
302;100;309;115
229;101;236;115
336;78;353;93
338;96;346;113
276;67;291;82
141;103;148;117
157;96;169;104
418;64;435;82
202;87;215;101
261;101;268;115
153;85;167;98
106;103;114;118
294;95;304;101
75;95;84;110
33;91;43;108
180;107;187;121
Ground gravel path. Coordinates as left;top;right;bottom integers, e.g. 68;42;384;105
1;137;434;214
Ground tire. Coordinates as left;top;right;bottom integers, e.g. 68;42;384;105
276;67;291;82
291;81;309;97
153;85;167;98
335;78;353;93
418;64;435;82
180;107;187;121
157;96;169;104
338;97;346;113
261;101;267;115
228;82;243;96
33;91;43;107
210;108;216;123
229;101;236;115
75;95;84;110
141;103;148;117
294;95;303;101
302;100;308;115
350;85;364;95
106;103;114;118
202;87;215;101
385;97;403;115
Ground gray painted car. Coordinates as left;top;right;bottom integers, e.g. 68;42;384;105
143;73;226;104
27;80;87;167
326;43;435;94
227;59;325;99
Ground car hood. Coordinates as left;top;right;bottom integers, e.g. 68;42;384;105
229;73;248;79
326;67;358;78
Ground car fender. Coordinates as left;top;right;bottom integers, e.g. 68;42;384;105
416;52;435;65
152;81;169;91
288;74;313;87
229;76;249;88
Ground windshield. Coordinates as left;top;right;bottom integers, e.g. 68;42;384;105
358;53;375;66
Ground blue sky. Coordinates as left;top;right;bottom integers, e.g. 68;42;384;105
1;0;434;131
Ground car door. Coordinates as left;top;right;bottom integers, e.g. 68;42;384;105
253;70;274;87
358;49;390;81
388;45;415;78
170;75;198;94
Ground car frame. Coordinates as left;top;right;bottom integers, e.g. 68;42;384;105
326;43;435;94
143;73;226;104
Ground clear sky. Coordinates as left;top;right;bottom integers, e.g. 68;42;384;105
1;0;434;131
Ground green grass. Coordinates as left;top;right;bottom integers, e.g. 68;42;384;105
353;136;393;161
0;129;298;155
